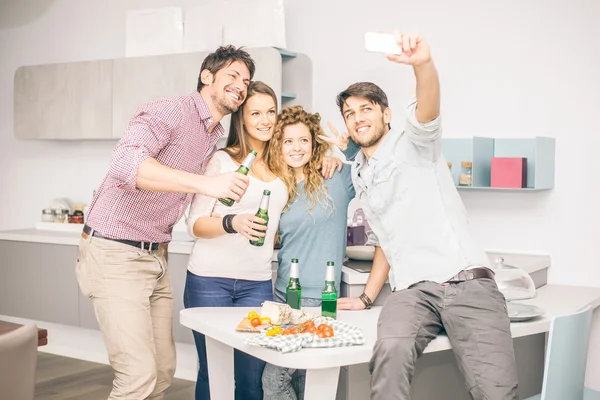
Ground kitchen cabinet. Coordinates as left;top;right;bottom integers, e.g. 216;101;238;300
0;241;80;325
111;52;206;139
0;239;193;344
14;48;311;140
14;60;113;140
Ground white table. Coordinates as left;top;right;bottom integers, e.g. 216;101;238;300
179;284;600;399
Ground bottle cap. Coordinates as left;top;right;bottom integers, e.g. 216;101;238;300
263;190;271;195
250;150;257;155
325;262;335;281
290;259;299;278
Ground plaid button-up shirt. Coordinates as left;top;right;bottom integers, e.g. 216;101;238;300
85;91;224;243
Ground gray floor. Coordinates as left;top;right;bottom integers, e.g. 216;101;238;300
35;353;195;399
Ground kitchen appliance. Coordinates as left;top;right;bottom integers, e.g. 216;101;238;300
492;256;537;301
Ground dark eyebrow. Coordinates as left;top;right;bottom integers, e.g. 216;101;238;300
229;68;251;86
344;102;372;116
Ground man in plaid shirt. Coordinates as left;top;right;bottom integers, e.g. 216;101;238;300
76;46;255;399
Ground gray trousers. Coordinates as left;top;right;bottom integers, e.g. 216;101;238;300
370;278;519;400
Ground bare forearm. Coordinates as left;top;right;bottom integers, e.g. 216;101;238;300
136;158;205;193
413;60;440;123
363;247;391;302
193;216;226;239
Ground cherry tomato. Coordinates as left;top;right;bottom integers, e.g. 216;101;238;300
303;321;316;331
248;311;259;320
250;317;262;327
281;327;298;335
318;329;334;338
317;324;334;338
305;326;317;334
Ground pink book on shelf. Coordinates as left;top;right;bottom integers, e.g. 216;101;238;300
490;157;528;188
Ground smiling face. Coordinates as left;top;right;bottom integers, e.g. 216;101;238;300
242;93;277;144
342;96;391;151
281;123;312;175
202;60;251;115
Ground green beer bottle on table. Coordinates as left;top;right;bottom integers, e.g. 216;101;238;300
219;150;257;207
321;261;337;319
249;189;270;247
286;258;302;310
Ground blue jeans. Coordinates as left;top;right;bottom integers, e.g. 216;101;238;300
262;290;321;400
183;272;273;400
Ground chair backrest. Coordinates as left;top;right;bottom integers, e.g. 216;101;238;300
0;324;38;400
541;306;593;400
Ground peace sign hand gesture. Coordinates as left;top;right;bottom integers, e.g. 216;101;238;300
318;122;350;151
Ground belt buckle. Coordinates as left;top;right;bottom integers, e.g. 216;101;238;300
140;241;151;251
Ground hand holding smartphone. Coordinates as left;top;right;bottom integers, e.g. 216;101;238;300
364;32;403;55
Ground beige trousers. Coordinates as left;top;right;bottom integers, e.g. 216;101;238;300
75;234;176;399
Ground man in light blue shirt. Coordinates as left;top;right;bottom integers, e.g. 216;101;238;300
322;32;518;399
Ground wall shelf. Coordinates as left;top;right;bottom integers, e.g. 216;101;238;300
276;48;298;58
281;92;297;99
455;186;551;192
442;136;555;191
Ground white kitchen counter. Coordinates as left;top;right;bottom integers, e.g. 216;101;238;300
342;251;551;285
0;227;196;254
0;228;550;286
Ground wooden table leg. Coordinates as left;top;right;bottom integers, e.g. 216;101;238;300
304;366;341;399
205;336;235;399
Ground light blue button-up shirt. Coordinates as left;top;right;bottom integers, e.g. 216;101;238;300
346;98;489;291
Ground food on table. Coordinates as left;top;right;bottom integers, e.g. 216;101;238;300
297;321;317;334
250;317;262;327
290;308;318;325
266;326;282;336
281;327;298;335
248;310;260;320
317;323;334;338
260;317;271;325
260;301;293;325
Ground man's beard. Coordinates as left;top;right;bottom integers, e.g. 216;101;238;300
211;86;242;115
352;123;386;148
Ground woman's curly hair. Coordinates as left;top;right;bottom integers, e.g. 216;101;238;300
268;105;333;213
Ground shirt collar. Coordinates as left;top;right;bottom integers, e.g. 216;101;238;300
356;129;396;169
192;91;225;137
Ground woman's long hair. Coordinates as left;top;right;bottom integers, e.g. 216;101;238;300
268;106;333;213
224;81;278;167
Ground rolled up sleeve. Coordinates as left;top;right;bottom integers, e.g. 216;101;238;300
404;97;442;162
186;152;223;238
109;99;183;191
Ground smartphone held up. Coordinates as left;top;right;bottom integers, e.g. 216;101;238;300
364;32;403;55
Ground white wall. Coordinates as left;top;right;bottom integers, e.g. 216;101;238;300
1;0;599;285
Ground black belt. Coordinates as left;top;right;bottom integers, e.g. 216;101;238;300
82;224;161;251
445;267;495;283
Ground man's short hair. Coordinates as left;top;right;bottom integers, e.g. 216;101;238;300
197;45;255;91
336;82;389;114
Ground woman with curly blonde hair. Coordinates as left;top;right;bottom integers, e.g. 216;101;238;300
262;106;356;400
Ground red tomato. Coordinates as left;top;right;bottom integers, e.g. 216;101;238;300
317;324;334;338
317;329;334;338
305;326;317;334
250;317;262;327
